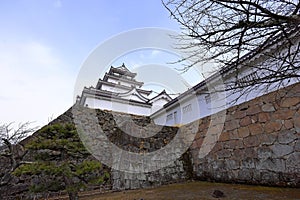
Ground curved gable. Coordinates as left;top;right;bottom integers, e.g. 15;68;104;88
117;87;149;103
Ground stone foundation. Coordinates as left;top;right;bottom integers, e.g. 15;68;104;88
190;82;300;186
2;82;299;199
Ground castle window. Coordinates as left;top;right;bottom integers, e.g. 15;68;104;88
166;113;173;121
205;93;219;104
237;71;259;87
174;111;178;124
182;104;192;114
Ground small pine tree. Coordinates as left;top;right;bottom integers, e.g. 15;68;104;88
14;123;109;200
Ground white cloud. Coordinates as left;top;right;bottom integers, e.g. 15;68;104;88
0;41;74;128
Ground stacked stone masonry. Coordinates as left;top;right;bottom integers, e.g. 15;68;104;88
190;82;300;186
71;107;192;190
2;82;299;199
71;82;300;189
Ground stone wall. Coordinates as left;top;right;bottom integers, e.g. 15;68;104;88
33;81;300;189
190;82;300;186
71;82;300;189
2;82;299;199
72;107;193;190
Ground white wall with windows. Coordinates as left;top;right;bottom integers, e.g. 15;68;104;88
151;48;300;126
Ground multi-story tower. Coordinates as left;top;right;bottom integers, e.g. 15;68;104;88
78;64;172;115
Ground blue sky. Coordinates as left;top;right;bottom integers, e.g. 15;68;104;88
0;0;205;128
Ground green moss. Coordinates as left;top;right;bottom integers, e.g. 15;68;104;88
14;123;108;197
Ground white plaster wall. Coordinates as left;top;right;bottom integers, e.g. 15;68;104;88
84;97;151;116
164;106;181;126
121;81;132;87
118;94;146;102
180;98;200;125
224;58;300;107
152;113;167;125
107;77;133;87
152;91;226;126
150;98;170;114
152;96;201;126
107;78;118;84
101;84;129;93
153;63;299;127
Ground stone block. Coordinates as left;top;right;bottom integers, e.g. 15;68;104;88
212;160;226;174
272;109;294;120
257;158;286;172
216;149;232;159
209;124;223;135
241;158;257;169
219;131;230;142
130;180;140;189
199;123;209;132
264;121;282;133
124;179;131;189
190;138;203;150
257;133;276;145
212;142;223;152
286;152;300;172
252;170;262;183
240;116;252;127
244;147;258;158
112;179;122;190
295;140;300;152
280;97;300;108
225;120;239;131
261;171;279;184
232;148;244;158
294;116;300;132
271;144;294;158
137;173;147;181
257;146;273;159
238;126;250;138
249;123;264;135
296;109;300;117
262;103;276;112
258;112;270;122
237;169;253;181
243;135;260;147
278;130;297;144
229;129;240;140
112;171;121;179
284;119;294;129
225;159;239;170
223;139;243;149
250;115;258;123
247;105;261;115
234;110;247;119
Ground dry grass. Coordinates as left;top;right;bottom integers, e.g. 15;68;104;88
48;181;300;200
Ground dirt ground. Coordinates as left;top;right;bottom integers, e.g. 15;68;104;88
73;181;300;200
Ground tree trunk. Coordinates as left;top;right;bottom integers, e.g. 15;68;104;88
68;191;79;200
63;174;78;200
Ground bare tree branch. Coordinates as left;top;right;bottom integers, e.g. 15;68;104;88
0;122;37;187
163;0;300;97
